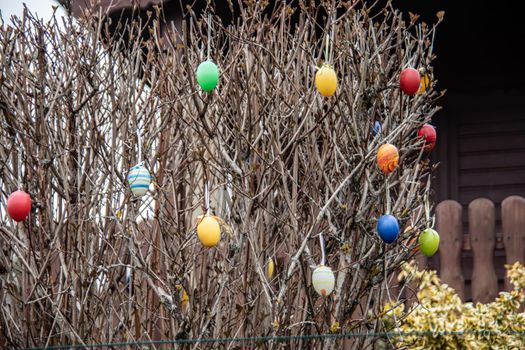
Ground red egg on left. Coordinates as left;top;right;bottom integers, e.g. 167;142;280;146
417;123;437;150
400;68;421;96
7;190;32;222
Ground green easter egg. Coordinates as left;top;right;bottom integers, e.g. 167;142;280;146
419;228;440;257
196;60;219;92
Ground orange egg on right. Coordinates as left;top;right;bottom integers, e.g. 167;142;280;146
377;144;399;174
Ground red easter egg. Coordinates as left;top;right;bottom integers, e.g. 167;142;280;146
417;123;437;150
377;144;399;174
400;68;421;96
7;190;32;222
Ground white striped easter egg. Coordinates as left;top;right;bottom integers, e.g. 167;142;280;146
127;164;152;197
312;265;335;297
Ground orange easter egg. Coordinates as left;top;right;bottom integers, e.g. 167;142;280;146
377;144;399;174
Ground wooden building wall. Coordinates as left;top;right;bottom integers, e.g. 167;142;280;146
432;90;525;301
434;91;525;225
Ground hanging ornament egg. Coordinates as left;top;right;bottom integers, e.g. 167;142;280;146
377;214;400;244
197;216;221;247
372;121;382;137
181;287;189;307
400;68;421;96
418;73;431;95
127;164;152;197
419;228;440;257
176;284;189;308
312;265;335;297
377;144;399;174
417;123;437;151
315;64;337;97
7;190;31;222
266;257;275;280
196;60;219;92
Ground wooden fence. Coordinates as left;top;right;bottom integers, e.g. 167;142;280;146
430;195;525;302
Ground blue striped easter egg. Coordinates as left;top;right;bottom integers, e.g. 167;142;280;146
127;164;152;197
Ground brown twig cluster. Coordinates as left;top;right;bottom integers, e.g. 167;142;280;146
0;1;441;349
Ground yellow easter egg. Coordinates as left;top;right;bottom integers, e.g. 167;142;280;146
181;288;189;307
175;284;189;308
315;64;337;97
418;74;430;94
197;216;221;247
266;257;275;280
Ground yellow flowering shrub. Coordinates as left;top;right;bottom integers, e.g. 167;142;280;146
389;261;525;349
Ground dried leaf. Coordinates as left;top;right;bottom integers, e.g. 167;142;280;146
409;12;420;24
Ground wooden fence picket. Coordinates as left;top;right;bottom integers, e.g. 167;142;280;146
436;200;465;300
469;198;498;302
502;196;525;291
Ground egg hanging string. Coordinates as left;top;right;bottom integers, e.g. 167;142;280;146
206;1;212;60
17;141;22;190
204;181;211;216
324;34;331;65
319;231;326;266
137;128;142;163
201;155;211;215
385;177;391;215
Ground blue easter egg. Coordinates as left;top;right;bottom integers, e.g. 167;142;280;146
377;214;399;243
372;121;382;136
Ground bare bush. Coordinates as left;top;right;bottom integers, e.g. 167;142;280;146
0;2;441;349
